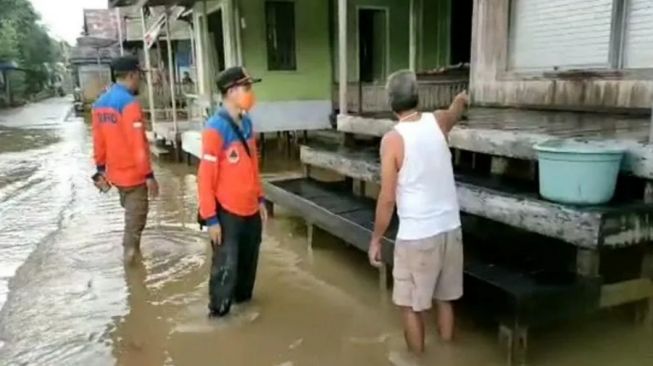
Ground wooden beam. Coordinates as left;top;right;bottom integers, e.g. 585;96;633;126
337;113;653;180
338;0;347;115
300;143;653;248
165;11;178;136
409;0;417;71
599;278;653;308
141;7;157;133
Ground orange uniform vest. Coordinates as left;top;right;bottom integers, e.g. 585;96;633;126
91;84;153;187
197;109;263;226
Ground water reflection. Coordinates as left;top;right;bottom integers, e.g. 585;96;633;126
0;99;651;366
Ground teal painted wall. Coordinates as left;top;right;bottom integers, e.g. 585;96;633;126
421;0;451;70
239;0;332;102
332;0;451;82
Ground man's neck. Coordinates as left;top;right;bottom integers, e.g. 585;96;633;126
397;109;420;122
223;102;242;125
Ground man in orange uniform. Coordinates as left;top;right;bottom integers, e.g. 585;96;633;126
197;66;267;317
92;56;159;263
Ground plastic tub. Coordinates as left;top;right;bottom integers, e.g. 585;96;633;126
533;139;625;205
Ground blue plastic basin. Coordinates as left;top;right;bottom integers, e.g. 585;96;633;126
533;139;625;205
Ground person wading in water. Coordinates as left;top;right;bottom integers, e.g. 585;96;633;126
197;66;267;318
91;56;159;264
369;70;468;354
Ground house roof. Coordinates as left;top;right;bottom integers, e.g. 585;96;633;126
109;0;198;8
84;9;120;40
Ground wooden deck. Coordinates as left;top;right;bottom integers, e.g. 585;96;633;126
300;143;653;249
337;108;653;179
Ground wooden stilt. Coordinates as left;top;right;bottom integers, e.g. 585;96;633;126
307;222;315;250
576;248;601;277
499;323;528;366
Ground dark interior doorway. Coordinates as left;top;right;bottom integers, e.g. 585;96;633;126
208;9;226;72
358;8;387;83
450;0;473;64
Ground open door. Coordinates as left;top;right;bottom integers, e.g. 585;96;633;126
450;0;473;64
358;8;387;83
207;9;227;74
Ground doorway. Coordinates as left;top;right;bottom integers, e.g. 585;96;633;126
358;8;388;83
207;9;226;73
450;0;473;64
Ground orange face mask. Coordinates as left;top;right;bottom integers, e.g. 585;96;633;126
237;90;256;111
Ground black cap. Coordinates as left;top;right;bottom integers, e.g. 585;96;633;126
216;66;261;93
111;56;142;72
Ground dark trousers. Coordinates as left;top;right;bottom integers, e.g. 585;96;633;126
209;209;262;317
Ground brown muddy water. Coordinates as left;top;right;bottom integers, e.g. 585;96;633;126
0;98;651;366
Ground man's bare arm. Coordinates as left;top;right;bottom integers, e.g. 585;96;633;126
435;90;469;135
371;131;401;242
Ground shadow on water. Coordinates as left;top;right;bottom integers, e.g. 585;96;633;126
0;99;652;366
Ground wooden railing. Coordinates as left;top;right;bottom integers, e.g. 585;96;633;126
333;78;469;115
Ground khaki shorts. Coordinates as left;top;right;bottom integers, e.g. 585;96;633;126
392;228;463;312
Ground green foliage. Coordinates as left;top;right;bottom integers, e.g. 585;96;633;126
0;0;66;94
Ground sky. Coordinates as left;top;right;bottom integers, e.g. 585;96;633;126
30;0;107;44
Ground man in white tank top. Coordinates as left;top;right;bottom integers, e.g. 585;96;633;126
369;70;468;354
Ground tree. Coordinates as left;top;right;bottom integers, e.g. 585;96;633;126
0;0;65;94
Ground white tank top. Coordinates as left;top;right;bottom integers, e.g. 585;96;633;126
394;113;461;241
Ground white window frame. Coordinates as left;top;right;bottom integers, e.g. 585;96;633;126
506;0;653;77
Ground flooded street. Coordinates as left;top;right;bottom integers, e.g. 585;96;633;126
0;98;651;366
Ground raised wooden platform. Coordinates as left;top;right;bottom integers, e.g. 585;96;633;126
264;177;606;365
300;143;653;249
337;108;653;179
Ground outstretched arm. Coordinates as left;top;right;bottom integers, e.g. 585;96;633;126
435;90;469;136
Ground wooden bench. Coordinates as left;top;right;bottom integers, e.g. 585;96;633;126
264;177;603;365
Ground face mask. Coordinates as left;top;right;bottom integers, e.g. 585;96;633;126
237;90;256;111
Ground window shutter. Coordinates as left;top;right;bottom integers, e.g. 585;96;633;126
509;0;614;71
623;0;653;69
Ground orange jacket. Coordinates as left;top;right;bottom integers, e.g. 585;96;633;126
197;109;263;225
92;84;153;187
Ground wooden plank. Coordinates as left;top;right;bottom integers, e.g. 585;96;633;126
300;143;653;248
264;179;394;262
599;278;653;308
337;109;653;180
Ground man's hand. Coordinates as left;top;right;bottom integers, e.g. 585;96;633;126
368;238;383;268
146;178;159;198
454;90;469;106
208;224;222;248
259;202;268;225
92;172;112;193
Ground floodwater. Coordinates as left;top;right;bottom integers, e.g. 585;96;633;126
0;98;651;366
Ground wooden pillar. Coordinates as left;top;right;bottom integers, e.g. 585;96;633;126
115;8;124;56
192;4;206;96
338;0;348;115
165;12;178;136
141;7;157;132
202;0;214;112
576;248;601;277
499;323;528;366
408;0;418;71
646;101;653;202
